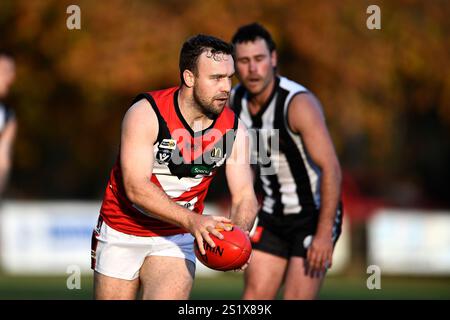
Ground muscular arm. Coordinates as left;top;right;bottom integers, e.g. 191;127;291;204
288;93;342;269
121;99;230;253
225;120;259;232
0;118;17;194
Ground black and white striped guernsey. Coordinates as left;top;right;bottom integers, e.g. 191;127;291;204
230;76;322;217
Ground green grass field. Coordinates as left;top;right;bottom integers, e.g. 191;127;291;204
1;273;449;300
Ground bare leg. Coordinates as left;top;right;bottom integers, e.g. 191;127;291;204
283;257;325;300
242;250;288;300
94;271;140;300
139;256;195;300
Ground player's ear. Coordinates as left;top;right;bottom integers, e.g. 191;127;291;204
183;69;195;88
271;50;277;69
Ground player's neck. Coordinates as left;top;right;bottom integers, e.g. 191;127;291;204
248;76;276;112
178;87;214;132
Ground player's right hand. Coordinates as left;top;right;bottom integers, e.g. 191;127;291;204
187;214;232;255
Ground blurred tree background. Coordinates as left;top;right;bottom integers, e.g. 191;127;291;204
0;0;449;208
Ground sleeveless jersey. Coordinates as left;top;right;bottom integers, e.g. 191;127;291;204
100;87;238;236
231;76;322;217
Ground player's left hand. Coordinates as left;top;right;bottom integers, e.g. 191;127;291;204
306;233;334;274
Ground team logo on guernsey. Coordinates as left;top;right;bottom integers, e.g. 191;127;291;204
156;150;172;164
156;139;176;164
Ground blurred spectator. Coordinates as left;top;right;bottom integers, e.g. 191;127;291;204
0;52;17;196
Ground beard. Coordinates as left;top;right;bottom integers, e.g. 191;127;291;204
240;66;276;96
193;86;227;119
244;74;272;96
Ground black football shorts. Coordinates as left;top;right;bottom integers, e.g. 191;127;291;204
250;206;343;259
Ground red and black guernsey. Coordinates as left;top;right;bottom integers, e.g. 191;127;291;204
100;87;238;236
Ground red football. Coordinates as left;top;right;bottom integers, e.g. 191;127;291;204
194;225;252;271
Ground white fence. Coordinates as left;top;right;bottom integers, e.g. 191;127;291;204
368;209;450;275
0;200;353;276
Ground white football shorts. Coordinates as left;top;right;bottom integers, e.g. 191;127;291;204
91;221;196;280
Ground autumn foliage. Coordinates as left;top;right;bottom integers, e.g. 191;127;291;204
1;0;449;205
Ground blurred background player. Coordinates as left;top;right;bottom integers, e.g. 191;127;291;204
91;35;258;300
230;23;343;299
0;52;17;197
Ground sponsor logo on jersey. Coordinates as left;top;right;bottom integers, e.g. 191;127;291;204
159;139;177;150
191;165;211;175
210;147;223;160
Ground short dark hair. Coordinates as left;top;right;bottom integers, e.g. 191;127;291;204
179;34;233;85
231;23;276;52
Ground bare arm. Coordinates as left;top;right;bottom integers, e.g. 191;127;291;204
0;118;17;194
288;93;342;270
225;120;259;232
121;99;230;254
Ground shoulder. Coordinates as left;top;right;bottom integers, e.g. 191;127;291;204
278;76;322;132
288;91;323;114
147;86;178;100
277;75;321;117
279;76;308;95
123;97;158;130
120;98;159;145
287;91;325;134
132;87;177;108
219;106;239;130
